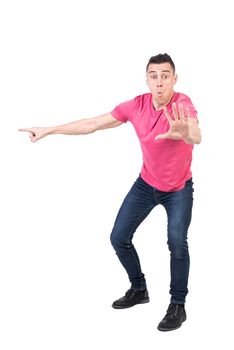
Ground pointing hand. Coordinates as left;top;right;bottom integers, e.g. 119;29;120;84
18;127;49;142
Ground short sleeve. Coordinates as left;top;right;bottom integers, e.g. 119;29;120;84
177;93;197;119
110;98;136;123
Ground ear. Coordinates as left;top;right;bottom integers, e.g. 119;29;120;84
174;74;178;85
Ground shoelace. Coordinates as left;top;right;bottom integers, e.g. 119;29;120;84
125;289;136;298
167;304;181;317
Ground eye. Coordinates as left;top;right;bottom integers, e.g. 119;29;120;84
162;74;169;80
150;74;157;80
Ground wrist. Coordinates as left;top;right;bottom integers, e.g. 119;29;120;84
46;126;58;135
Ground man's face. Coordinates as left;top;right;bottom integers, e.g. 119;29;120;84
146;62;177;110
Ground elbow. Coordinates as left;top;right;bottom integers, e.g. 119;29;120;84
193;136;201;145
196;131;202;144
192;134;202;145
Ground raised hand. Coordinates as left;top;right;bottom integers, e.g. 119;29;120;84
155;103;190;142
18;127;49;142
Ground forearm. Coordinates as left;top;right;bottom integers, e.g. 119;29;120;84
47;118;97;136
184;124;201;144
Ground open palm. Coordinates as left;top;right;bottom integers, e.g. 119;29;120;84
155;103;190;141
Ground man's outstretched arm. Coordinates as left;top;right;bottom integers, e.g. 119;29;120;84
19;113;122;142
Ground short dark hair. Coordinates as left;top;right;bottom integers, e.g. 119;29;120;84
146;53;175;73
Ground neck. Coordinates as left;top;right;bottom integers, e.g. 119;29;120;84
152;91;174;111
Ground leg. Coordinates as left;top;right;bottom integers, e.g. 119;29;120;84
162;178;194;304
110;177;155;290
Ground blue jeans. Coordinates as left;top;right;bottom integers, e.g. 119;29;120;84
110;176;194;304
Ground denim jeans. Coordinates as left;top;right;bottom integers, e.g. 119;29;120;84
110;176;194;304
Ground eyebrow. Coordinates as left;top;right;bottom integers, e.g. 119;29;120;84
148;70;171;74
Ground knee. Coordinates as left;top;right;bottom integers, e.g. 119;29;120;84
167;237;189;259
110;229;118;249
110;227;130;252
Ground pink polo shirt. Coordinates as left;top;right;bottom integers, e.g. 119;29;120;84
111;92;197;192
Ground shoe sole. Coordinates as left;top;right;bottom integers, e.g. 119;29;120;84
157;315;187;332
112;296;150;309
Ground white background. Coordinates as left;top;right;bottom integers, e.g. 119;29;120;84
0;0;233;349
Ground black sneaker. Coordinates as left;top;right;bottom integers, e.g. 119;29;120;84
112;288;149;309
157;303;186;331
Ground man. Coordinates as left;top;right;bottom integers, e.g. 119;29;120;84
19;53;201;331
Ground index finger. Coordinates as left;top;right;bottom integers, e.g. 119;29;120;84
18;128;32;132
163;107;173;122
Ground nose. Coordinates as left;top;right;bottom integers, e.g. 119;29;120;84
156;77;163;87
